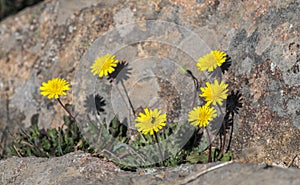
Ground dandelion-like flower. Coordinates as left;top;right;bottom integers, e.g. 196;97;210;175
188;104;217;128
200;80;228;106
90;54;119;78
135;108;167;135
40;78;70;99
197;50;227;72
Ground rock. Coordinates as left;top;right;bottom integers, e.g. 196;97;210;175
1;151;300;185
0;0;299;175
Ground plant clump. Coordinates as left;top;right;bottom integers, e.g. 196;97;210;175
4;51;242;169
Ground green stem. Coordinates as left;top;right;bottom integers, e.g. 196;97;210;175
218;131;222;158
154;132;165;166
205;127;212;163
57;98;75;121
217;103;224;115
217;104;226;157
121;80;136;116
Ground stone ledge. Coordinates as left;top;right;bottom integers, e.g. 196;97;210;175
1;152;300;185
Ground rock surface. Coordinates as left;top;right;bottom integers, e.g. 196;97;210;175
1;151;300;185
0;0;300;183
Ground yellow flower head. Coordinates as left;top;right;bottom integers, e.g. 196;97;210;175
188;104;217;128
197;50;227;72
40;78;70;99
90;54;119;78
135;108;167;135
200;80;228;106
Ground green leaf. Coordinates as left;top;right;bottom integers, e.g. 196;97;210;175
186;152;203;164
179;66;187;74
221;152;233;162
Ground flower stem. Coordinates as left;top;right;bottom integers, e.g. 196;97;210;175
121;80;136;116
219;120;226;158
57;98;75;121
154;132;165;166
217;103;224;115
205;127;212;163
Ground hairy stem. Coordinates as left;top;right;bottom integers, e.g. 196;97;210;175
205;127;212;163
121;80;136;116
57;98;75;121
154;132;165;166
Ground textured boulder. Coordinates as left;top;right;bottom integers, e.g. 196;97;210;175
0;0;299;175
1;152;300;185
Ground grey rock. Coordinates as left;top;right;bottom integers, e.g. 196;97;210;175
0;0;300;183
1;152;300;185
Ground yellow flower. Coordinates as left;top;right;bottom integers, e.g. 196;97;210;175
90;54;119;78
197;50;227;72
40;78;70;99
188;104;217;128
200;80;228;106
135;108;167;135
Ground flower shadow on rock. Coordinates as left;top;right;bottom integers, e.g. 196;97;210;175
209;55;232;80
218;113;233;136
84;94;106;115
219;90;243;135
108;61;132;84
218;90;243;153
108;61;136;116
226;90;243;116
220;55;232;74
